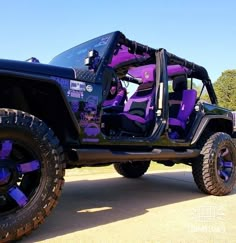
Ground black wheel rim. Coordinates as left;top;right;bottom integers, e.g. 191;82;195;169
0;139;41;215
217;146;234;182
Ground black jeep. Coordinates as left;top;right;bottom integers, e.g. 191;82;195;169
0;31;235;241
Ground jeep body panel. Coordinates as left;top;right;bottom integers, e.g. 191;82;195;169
0;30;234;160
0;63;81;146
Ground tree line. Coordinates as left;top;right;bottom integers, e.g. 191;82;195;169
198;69;236;110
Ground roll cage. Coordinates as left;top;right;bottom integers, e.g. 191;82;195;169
111;32;217;105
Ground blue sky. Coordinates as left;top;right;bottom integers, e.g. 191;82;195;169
0;0;235;82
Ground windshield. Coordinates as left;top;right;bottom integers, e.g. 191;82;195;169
49;33;114;71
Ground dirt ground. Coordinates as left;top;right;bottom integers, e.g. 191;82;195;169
21;168;236;243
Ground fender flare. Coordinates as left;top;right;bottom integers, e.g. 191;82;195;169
191;115;233;145
0;70;80;146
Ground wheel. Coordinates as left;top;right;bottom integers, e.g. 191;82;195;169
192;132;236;196
0;109;65;241
114;161;150;178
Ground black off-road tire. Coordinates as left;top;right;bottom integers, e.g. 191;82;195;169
114;161;150;178
192;132;236;196
0;109;65;241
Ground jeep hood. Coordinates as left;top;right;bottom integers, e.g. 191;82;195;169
0;59;75;80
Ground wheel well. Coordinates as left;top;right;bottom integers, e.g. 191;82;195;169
205;118;233;135
192;117;234;146
0;75;80;147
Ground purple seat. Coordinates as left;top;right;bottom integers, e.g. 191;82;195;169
169;89;197;139
101;66;155;136
102;80;127;107
169;75;187;118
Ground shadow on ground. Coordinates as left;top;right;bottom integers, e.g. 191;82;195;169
21;170;230;242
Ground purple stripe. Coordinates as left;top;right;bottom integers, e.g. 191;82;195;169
103;99;115;106
124;97;152;112
122;113;146;123
123;99;133;112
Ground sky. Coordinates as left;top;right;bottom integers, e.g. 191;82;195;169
0;0;235;82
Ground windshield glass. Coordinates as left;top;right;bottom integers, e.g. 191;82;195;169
49;33;113;71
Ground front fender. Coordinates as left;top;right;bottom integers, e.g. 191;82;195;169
191;115;233;145
0;70;80;147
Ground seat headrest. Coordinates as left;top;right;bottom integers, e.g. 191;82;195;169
141;67;155;83
173;75;187;92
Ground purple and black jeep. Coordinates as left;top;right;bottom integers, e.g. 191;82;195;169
0;31;235;241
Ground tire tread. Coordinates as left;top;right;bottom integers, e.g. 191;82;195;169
0;108;65;241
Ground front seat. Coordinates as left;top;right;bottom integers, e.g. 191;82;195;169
101;66;156;136
168;89;197;139
169;75;187;118
102;80;127;107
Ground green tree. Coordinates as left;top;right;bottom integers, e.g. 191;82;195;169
214;70;236;110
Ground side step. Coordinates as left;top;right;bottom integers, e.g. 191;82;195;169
72;148;200;166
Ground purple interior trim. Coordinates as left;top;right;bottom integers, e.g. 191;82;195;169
177;89;197;124
169;89;197;129
103;89;126;107
144;99;153;119
141;66;155;83
128;64;189;80
110;45;149;68
123;99;133;112
169;131;180;139
169;118;183;127
122;113;146;123
103;99;115;107
129;64;155;78
124;96;151;112
167;65;189;77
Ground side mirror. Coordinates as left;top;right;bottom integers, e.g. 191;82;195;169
84;50;100;71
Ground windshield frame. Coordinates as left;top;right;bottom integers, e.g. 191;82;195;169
49;32;119;74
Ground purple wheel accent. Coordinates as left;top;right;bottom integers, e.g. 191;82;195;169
8;186;28;207
0;110;65;240
0;138;41;213
218;147;233;182
223;161;233;168
218;160;224;167
219;170;229;181
0;168;11;185
17;160;40;174
0;140;13;159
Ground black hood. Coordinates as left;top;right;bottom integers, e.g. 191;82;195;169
0;59;75;80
